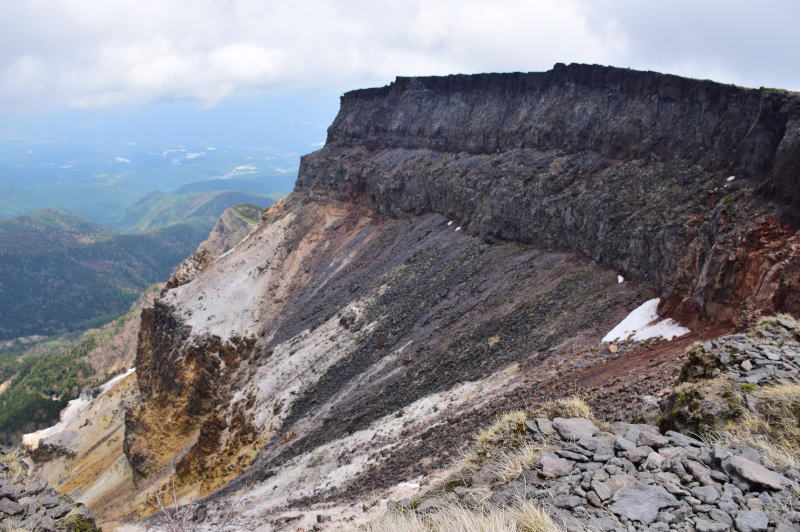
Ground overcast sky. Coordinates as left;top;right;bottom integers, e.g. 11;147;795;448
1;0;798;113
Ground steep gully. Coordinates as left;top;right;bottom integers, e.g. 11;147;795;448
29;64;800;529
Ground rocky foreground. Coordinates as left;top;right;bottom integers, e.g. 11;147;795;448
399;413;799;531
0;449;99;531
378;317;800;532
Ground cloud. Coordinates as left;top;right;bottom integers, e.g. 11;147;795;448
0;0;796;112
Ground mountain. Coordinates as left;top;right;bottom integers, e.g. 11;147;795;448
173;177;290;196
21;65;800;530
0;209;208;340
110;189;273;233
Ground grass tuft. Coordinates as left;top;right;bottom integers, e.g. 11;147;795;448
361;499;565;532
720;383;800;469
531;397;594;422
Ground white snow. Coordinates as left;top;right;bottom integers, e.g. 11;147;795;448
602;298;690;343
727;175;736;182
22;368;136;449
99;367;136;394
617;274;624;283
455;226;461;231
447;220;453;226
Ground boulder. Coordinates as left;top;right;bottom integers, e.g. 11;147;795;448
724;455;783;490
538;453;573;478
552;418;599;441
609;484;679;524
734;510;770;532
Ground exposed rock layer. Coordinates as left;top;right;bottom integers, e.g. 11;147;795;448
298;64;800;323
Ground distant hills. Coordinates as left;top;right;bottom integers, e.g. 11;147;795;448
173;177;287;195
111;189;273;233
0;209;209;340
0;188;270;341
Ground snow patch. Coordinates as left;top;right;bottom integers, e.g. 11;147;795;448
447;220;453;226
727;175;736;182
455;226;461;231
22;368;135;449
602;298;690;343
617;274;624;284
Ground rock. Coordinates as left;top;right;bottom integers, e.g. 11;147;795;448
709;509;733;525
523;420;540;434
665;430;705;447
609;484;679;524
735;510;770;532
552;495;584;508
614;436;636;452
38;516;58;532
725;455;783;490
470;463;495;486
538;453;573;478
535;417;555;435
594;517;621;531
552;418;599;441
686;460;716;486
691;485;720;503
741;359;753;370
695;517;730;531
654;471;681;484
46;503;71;519
555;450;589;462
658;447;686;460
417;496;454;513
644;451;664;469
638;431;670;449
0;497;23;515
40;495;60;509
591;474;636;501
586;490;602;507
577;435;614;452
22;480;46;495
623;446;654;464
0;485;21;502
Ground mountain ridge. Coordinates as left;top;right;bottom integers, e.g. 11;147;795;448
19;64;800;530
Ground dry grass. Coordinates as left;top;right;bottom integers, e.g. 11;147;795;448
490;444;542;484
449;398;597;487
473;411;529;452
531;397;594;422
0;448;28;484
752;313;798;332
361;500;565;532
720;383;800;469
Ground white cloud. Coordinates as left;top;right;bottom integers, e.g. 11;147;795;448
114;156;130;163
0;0;796;111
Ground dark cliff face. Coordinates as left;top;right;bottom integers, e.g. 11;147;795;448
297;63;800;323
319;63;800;204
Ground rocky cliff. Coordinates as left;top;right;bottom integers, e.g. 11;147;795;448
299;63;800;324
28;65;800;530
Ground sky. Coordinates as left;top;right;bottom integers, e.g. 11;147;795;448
1;0;798;115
